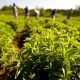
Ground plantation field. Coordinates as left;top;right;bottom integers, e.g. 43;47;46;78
0;15;80;80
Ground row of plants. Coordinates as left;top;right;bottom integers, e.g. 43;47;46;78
0;21;19;80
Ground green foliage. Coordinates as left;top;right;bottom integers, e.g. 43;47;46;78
0;21;18;80
0;15;80;80
15;17;80;80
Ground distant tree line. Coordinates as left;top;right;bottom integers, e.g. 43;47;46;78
0;5;80;16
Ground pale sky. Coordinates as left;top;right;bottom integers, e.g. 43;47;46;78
0;0;80;9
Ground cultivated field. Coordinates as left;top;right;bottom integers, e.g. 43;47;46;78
0;15;80;80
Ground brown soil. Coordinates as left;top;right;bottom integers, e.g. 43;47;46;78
12;24;30;50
